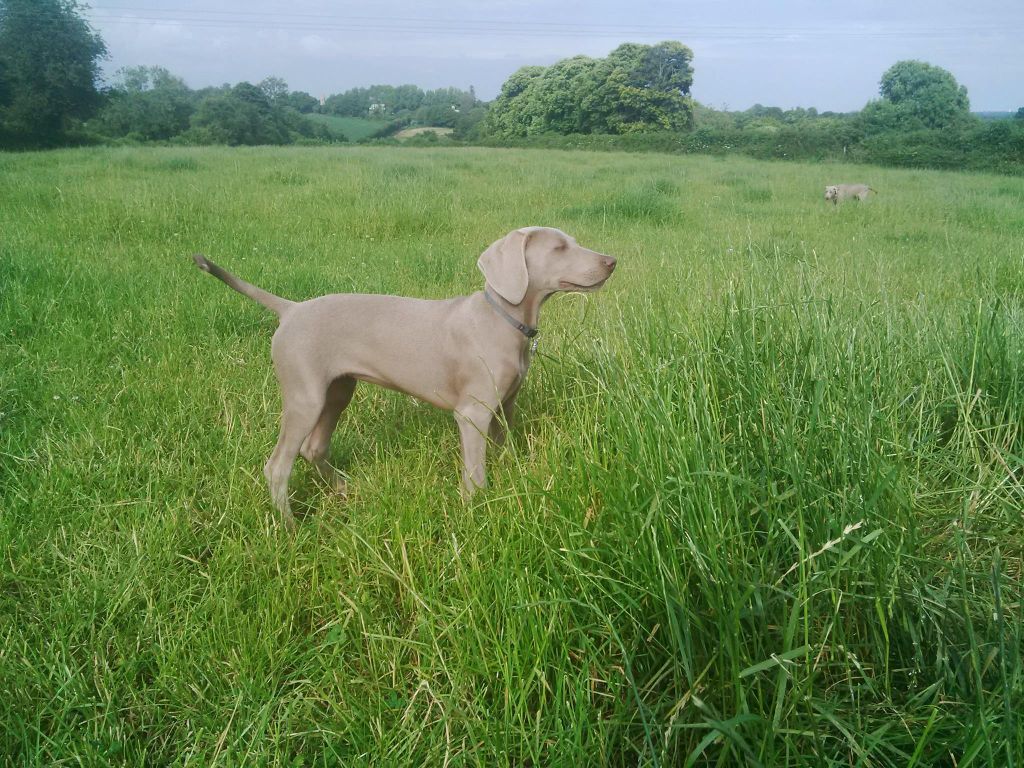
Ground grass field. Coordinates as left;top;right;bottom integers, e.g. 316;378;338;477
305;114;386;142
1;145;1023;765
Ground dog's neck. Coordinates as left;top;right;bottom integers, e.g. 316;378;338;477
483;286;547;339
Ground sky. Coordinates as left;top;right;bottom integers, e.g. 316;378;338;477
87;0;1023;112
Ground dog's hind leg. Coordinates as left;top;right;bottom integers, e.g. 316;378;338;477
264;385;326;529
300;376;357;495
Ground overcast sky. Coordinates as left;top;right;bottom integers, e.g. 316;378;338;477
88;0;1023;112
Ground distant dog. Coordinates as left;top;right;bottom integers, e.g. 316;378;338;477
193;227;616;527
825;184;875;204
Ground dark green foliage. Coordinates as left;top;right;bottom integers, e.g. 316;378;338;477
0;55;10;111
0;0;107;147
877;60;971;129
183;82;292;146
416;86;474;128
322;83;479;125
90;75;339;147
453;105;488;140
474;117;1024;175
603;41;695;133
318;83;481;142
850;122;1024;174
279;90;319;114
854;61;972;143
91;66;194;142
477;54;1022;175
257;75;288;103
477;73;1024;176
485;41;694;137
484;65;545;136
322;85;373;116
412;102;457;127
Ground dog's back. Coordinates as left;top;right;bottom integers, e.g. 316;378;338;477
826;184;875;204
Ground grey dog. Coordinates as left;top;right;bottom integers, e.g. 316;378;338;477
824;184;876;204
193;227;616;527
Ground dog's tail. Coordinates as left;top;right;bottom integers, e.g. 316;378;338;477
192;254;294;317
868;186;878;193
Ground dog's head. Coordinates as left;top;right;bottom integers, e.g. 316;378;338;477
824;185;838;202
477;227;616;305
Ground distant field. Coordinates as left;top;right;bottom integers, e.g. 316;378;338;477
395;126;454;139
1;146;1022;765
305;113;384;141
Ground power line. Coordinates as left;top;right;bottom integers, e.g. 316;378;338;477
11;5;1017;41
83;4;1019;33
72;6;1016;41
81;18;1012;41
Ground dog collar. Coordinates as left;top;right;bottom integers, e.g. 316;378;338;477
484;289;539;339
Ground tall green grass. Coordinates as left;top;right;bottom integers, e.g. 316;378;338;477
1;146;1022;765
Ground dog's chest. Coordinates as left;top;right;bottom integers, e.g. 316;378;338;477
510;349;532;390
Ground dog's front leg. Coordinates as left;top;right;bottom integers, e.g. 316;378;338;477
489;389;520;448
456;403;494;498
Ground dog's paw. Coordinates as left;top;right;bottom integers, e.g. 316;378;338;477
326;473;349;499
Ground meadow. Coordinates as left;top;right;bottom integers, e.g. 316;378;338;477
1;145;1022;765
305;115;386;142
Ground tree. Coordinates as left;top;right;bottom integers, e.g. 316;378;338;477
93;65;194;141
591;41;694;133
188;82;290;145
862;60;971;132
536;56;604;133
414;102;457;127
280;90;319;113
391;84;425;112
452;85;485;139
1015;107;1024;121
0;0;107;146
616;40;693;95
458;86;477;115
324;87;371;117
258;76;289;103
483;65;545;136
0;56;9;112
484;41;694;137
453;105;487;140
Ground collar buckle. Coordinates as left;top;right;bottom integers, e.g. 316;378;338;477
484;290;539;339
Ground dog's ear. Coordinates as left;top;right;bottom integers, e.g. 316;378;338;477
477;229;530;305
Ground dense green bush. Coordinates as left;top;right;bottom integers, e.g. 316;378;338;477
475;118;1024;175
485;42;694;138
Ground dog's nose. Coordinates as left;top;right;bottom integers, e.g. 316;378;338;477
604;257;617;271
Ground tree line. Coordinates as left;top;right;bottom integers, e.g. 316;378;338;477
85;68;484;146
2;0;1022;174
0;0;485;147
481;54;1024;174
91;69;332;146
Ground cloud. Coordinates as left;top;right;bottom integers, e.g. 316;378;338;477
91;0;1023;109
299;34;342;58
